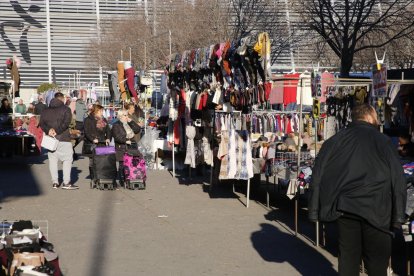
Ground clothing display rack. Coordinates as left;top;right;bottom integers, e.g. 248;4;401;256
210;110;243;194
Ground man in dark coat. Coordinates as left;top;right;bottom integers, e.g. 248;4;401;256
308;104;406;276
34;96;47;115
40;92;78;190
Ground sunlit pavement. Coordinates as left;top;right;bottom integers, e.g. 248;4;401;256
1;151;340;276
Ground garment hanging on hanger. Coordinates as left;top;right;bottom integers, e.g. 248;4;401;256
283;73;300;106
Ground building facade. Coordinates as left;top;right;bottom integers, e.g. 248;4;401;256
1;0;313;90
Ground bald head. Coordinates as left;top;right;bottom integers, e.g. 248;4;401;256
351;104;379;126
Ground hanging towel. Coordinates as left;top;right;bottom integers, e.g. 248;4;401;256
297;73;313;106
202;135;213;166
184;126;196;168
283;73;300;105
117;62;127;100
387;84;401;105
286;179;298;200
320;72;335;103
227;129;238;179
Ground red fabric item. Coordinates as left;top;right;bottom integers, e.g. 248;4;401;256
125;67;138;101
222;41;232;76
28;117;43;152
48;257;63;276
174;119;180;145
0;248;7;267
178;89;186;116
264;82;272;101
269;82;284;104
320;72;335;103
283;73;300;105
287;117;293;134
198;93;208;110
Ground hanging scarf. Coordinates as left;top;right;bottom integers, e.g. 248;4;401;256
122;121;135;139
184;126;196;168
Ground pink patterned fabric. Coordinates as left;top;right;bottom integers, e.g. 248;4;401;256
320;72;335;103
123;153;146;181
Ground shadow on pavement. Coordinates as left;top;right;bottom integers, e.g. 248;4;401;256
0;155;44;202
251;223;337;276
88;191;114;276
57;166;82;185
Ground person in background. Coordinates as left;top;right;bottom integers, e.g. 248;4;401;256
39;92;78;190
34;96;47;115
83;104;111;183
27;102;35;114
111;110;142;188
308;104;406;276
15;98;27;114
398;132;414;159
75;98;88;132
0;98;12;114
125;102;144;143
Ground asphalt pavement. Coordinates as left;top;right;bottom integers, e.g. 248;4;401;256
1;150;340;276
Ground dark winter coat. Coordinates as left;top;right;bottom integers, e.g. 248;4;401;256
111;120;141;161
0;105;12;114
34;102;47;115
83;114;111;144
39;98;72;142
308;121;407;233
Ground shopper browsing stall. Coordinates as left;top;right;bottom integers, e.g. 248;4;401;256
125;102;144;143
39;92;78;190
111;110;142;188
308;104;406;276
83;104;111;183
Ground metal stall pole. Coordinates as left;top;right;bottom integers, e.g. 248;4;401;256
315;118;319;247
210;111;215;190
295;77;304;236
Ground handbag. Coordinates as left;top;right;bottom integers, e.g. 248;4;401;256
94;146;116;155
82;141;95;155
41;135;58;151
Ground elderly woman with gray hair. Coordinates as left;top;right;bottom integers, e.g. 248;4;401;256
111;109;142;187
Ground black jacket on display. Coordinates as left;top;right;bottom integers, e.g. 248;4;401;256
308;121;407;233
111;120;141;161
39;98;72;142
83;114;111;144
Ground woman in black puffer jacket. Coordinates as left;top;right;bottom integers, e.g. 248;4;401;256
112;109;142;187
83;104;111;181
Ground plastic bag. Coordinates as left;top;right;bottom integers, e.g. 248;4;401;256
137;128;160;170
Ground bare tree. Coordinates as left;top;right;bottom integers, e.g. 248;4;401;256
228;0;302;66
88;0;230;71
304;0;414;76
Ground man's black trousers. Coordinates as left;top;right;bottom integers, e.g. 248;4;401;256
338;216;391;276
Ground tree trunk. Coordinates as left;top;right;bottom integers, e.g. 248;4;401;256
340;52;353;78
